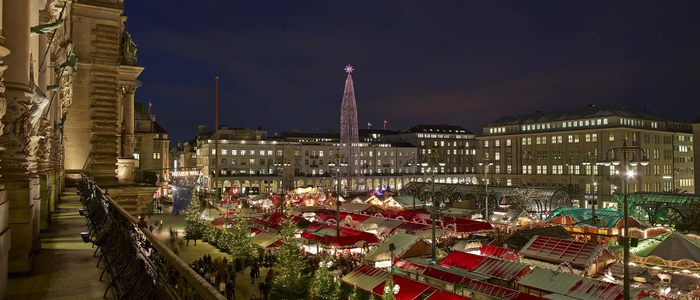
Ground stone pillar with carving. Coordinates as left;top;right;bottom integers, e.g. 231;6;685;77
0;0;40;274
116;64;143;185
0;10;12;299
116;85;136;183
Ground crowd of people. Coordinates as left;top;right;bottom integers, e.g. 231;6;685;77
190;253;274;300
304;250;364;276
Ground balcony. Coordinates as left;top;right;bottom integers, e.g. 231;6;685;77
77;175;225;300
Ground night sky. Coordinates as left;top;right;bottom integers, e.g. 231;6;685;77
125;1;700;143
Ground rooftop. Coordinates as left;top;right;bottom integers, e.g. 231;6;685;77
406;124;473;134
485;105;688;127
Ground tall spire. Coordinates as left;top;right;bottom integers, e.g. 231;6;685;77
340;65;362;191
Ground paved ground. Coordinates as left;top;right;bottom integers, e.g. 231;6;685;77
146;203;270;300
5;188;114;300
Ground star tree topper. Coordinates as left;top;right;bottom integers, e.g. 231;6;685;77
344;64;354;74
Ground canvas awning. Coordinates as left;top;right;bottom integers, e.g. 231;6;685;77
300;231;323;240
393;259;473;285
450;220;493;234
370;274;435;300
480;244;519;261
251;231;281;248
341;265;387;292
518;268;646;300
424;290;470;300
365;234;423;263
439;251;531;282
520;236;616;268
320;233;380;248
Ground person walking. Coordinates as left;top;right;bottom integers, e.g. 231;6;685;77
253;260;260;279
262;278;271;300
250;265;255;284
219;278;226;296
226;279;235;300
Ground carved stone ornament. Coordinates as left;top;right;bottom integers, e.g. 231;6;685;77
122;134;134;158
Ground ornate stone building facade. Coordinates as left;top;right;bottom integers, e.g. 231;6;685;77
63;0;143;187
0;0;152;295
0;0;73;294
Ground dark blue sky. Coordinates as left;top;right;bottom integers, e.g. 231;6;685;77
125;1;700;143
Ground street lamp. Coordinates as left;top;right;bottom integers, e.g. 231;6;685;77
582;156;605;224
478;158;494;222
274;158;291;215
407;158;418;209
602;140;649;300
421;148;445;264
329;154;348;237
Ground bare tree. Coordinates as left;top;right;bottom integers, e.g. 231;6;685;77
510;187;538;210
440;184;461;206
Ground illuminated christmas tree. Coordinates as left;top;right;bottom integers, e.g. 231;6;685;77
309;258;340;300
271;213;309;298
185;194;206;241
347;286;362;300
225;207;257;261
340;65;363;191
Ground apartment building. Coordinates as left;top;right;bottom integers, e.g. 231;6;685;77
381;124;479;181
479;105;694;208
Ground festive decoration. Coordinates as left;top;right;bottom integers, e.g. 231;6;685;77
381;274;400;300
347;286;362;300
309;258;340;300
271;212;310;299
225;206;257;262
185;194;206;240
340;65;362;191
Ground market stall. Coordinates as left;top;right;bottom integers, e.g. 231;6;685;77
365;233;431;267
519;236;619;276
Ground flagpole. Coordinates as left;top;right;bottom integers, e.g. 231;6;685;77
214;72;219;219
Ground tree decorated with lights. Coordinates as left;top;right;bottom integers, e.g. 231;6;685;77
347;286;362;300
271;213;309;299
309;258;340;300
225;207;257;261
340;64;362;191
381;273;400;300
185;194;206;240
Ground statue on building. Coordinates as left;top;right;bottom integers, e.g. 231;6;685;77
122;31;137;60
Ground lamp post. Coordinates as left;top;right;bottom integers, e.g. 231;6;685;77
328;154;348;237
602;140;649;300
478;158;493;222
582;156;604;225
421;148;445;264
274;158;291;215
408;158;417;209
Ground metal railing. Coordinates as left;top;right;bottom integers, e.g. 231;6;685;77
78;174;226;300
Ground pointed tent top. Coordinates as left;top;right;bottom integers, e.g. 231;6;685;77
344;64;354;74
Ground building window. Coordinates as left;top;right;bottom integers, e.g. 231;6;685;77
609;132;615;142
495;140;500;147
221;159;227;165
222;149;227;155
232;150;237;155
506;139;511;146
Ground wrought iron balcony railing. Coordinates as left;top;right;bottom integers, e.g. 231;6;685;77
78;174;225;300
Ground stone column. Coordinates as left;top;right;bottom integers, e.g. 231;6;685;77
116;86;135;184
0;26;11;300
122;86;134;159
0;0;40;274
